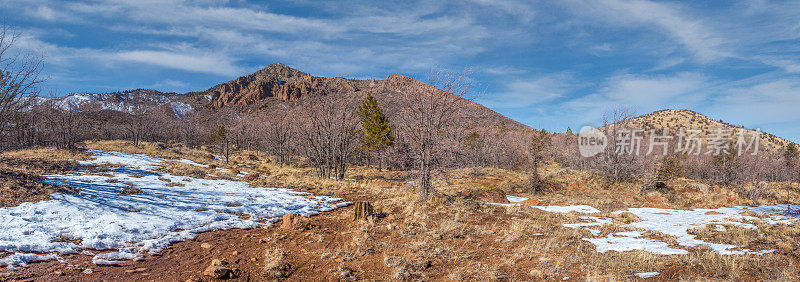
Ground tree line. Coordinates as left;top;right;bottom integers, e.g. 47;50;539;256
2;24;799;203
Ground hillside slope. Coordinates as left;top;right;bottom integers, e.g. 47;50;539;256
621;109;795;154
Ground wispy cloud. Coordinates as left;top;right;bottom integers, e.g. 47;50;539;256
481;73;579;109
563;72;709;122
565;0;730;62
113;50;245;76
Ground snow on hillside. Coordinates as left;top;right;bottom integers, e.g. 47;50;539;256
170;101;194;119
0;150;349;268
37;92;194;119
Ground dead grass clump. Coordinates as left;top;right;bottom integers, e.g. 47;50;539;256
446;262;502;280
501;217;545;243
384;255;429;280
166;182;185;187
263;248;289;278
187;169;206;178
614;212;641;224
243;173;260;181
119;186;144;195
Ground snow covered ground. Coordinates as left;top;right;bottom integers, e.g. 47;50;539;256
176;158;209;168
0;150;349;268
499;195;799;256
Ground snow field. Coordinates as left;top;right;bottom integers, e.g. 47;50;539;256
498;195;798;256
0;150;349;268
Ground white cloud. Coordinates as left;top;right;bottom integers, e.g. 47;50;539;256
708;78;800;126
481;73;577;109
567;0;730;62
113;50;244;76
4;0;499;80
27;6;59;21
564;72;709;122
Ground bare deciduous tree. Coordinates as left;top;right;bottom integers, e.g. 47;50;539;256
255;109;295;166
598;106;641;184
297;94;359;179
39;98;89;150
395;69;477;200
121;99;154;147
0;24;43;150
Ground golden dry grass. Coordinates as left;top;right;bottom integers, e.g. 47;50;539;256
3;140;800;280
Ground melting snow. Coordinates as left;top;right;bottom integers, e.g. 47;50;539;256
0;150;349;267
176;159;209;168
170;101;193;119
79;150;161;170
503;194;800;256
506;195;528;203
617;207;791;255
584;231;689;255
534;205;600;214
635;272;659;278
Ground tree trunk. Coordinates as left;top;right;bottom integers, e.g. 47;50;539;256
353;201;374;221
377;151;383;171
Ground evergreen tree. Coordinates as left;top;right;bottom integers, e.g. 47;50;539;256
211;123;231;163
784;143;799;168
565;127;573;135
357;92;394;170
529;129;551;190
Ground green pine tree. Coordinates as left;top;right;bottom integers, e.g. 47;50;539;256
211;123;231;163
784;143;799;168
357;93;394;170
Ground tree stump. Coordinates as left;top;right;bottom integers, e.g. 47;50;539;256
353;201;374;221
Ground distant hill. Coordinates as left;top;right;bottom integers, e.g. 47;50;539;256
620;109;795;154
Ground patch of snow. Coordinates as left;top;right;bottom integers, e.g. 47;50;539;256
635;272;659;278
92;251;141;265
619;207;779;255
78;150;161;170
538;204;797;255
176;159;209;168
563;216;612;229
533;205;601;214
57;94;91;110
0;253;64;268
506;195;528;203
0;150;349;267
584;231;689;255
170;101;193;119
563;216;612;236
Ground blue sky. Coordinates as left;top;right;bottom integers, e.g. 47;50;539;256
2;0;799;141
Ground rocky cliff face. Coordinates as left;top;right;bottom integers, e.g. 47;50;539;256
205;63;372;110
200;63;529;130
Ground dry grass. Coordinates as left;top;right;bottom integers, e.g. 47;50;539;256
2;140;800;280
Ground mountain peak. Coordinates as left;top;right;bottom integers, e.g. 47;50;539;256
253;63;308;79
